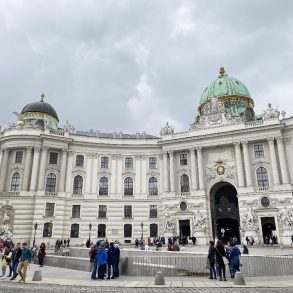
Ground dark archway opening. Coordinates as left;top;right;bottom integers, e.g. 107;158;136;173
261;217;277;243
210;182;240;244
179;220;190;238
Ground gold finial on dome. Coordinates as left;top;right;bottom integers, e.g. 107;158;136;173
219;66;225;76
40;93;45;102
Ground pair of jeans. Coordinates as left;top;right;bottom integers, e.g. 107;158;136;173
209;261;216;279
217;262;226;280
231;264;240;278
12;261;19;278
17;261;28;282
98;264;106;279
114;262;119;277
91;261;97;279
38;257;44;266
107;263;115;278
1;265;6;277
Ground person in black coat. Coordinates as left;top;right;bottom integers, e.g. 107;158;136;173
107;242;116;279
113;243;120;278
207;241;216;279
215;240;228;281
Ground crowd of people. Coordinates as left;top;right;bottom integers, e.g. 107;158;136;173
88;239;120;280
55;238;70;251
0;239;46;283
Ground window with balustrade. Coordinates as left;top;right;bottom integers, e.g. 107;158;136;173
45;173;56;193
148;177;158;195
124;177;133;195
180;174;190;192
10;172;21;192
73;175;83;194
99;177;108;195
256;167;269;188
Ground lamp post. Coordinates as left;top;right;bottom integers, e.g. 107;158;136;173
89;222;92;242
140;222;144;241
33;222;38;246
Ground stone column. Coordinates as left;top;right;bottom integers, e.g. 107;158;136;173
0;148;9;192
37;147;49;191
30;147;41;191
58;149;68;192
268;138;280;185
169;151;175;192
276;137;289;184
234;142;245;187
91;154;99;193
190;148;198;190
65;151;74;193
242;142;253;187
196;147;204;190
85;154;93;194
163;152;169;192
22;147;33;191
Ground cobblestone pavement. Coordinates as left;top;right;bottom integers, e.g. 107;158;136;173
0;283;292;293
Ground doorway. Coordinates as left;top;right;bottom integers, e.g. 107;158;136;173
261;217;276;242
179;220;190;238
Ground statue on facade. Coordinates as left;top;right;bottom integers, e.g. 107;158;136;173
279;207;293;227
193;210;207;231
160;122;174;136
262;103;280;120
63;120;76;133
241;207;257;230
0;207;13;240
163;209;175;233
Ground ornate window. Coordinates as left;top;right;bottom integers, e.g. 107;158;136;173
125;157;133;169
254;144;264;159
101;157;109;169
98;205;107;218
180;174;190;192
150;205;157;218
15;151;23;164
10;172;21;192
180;154;188;165
98;224;106;238
45;173;56;193
149;157;157;169
73;175;83;195
99;177;108;195
72;205;81;218
148;177;158;195
124;205;132;218
43;222;53;237
75;155;84;167
49;152;58;164
124;224;132;238
256;167;269;187
70;223;79;238
150;223;158;237
124;177;133;195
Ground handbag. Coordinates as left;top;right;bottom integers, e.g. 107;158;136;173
215;247;229;266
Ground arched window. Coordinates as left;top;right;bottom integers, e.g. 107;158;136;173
73;175;83;195
43;222;53;237
70;223;79;238
124;224;132;238
148;177;158;195
98;224;106;238
46;173;56;193
99;177;108;195
180;174;190;192
150;223;158;237
124;177;133;196
11;172;21;192
256;167;269;187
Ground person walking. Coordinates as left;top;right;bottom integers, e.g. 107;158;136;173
1;247;12;278
215;240;228;281
97;241;107;280
113;243;120;278
107;242;116;279
17;242;32;283
10;243;22;280
207;241;216;280
229;242;241;278
38;243;46;267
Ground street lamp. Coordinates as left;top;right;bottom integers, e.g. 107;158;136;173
89;222;92;242
33;222;38;246
140;222;144;241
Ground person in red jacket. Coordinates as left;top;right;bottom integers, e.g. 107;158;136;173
38;243;46;267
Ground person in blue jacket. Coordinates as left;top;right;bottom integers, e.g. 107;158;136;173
229;242;241;278
97;241;107;280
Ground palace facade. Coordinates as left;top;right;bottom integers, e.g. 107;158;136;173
1;67;293;246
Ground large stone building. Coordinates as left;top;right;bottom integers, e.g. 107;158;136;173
1;68;293;246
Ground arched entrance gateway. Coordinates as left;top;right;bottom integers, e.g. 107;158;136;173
210;182;240;244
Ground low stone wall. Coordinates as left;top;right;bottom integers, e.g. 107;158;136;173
44;255;90;271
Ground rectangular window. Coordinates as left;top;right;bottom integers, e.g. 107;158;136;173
124;205;132;218
15;151;23;164
98;224;106;238
70;224;79;238
49;152;58;164
150;205;157;218
254;144;264;159
75;155;84;167
72;205;81;218
180;154;188;165
149;157;157;169
98;205;107;218
101;156;109;169
45;203;55;217
125;157;133;169
124;224;132;238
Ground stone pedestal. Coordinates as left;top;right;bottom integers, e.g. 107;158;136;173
32;270;42;281
154;271;165;285
234;271;245;285
242;229;258;245
281;227;293;245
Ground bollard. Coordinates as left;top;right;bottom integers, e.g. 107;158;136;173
32;270;42;281
234;271;245;285
154;271;165;285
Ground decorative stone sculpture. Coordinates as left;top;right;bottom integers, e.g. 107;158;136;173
160;122;174;136
163;209;175;233
193;210;206;231
63;120;76;133
279;207;293;227
0;206;14;240
241;207;257;230
262;103;280;120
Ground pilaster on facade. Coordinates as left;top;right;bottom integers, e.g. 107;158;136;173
22;147;33;192
268;138;280;187
91;153;99;194
233;141;245;188
168;151;175;192
58;148;68;193
242;141;253;188
163;151;169;192
189;148;198;191
276;137;289;184
30;147;41;191
65;151;74;194
0;147;10;192
196;146;204;191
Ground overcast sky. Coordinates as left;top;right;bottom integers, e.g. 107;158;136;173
0;0;293;135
